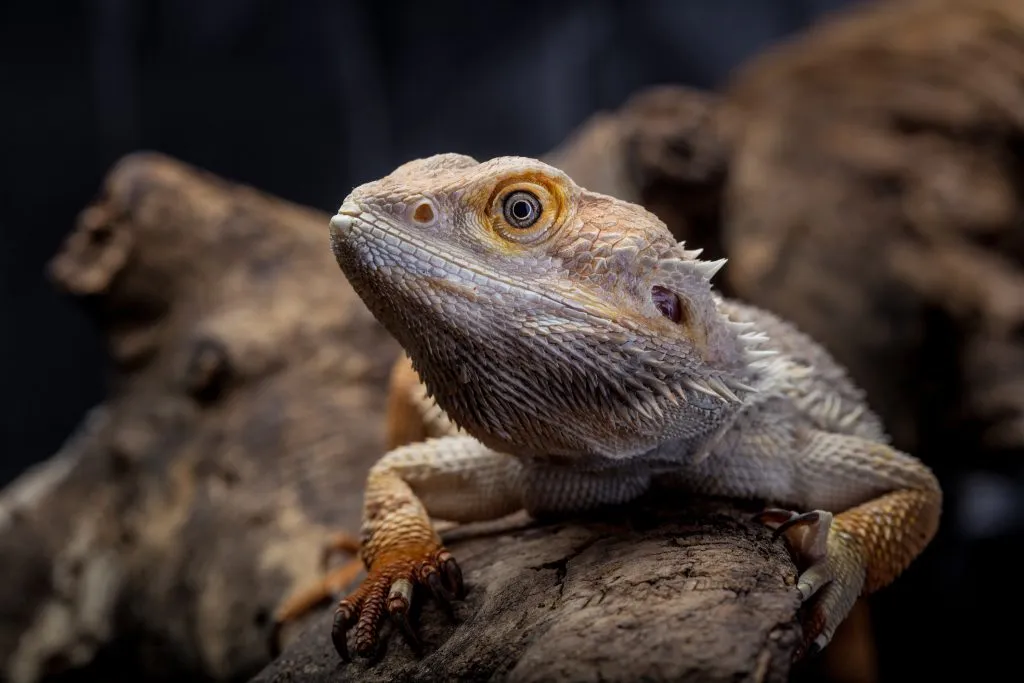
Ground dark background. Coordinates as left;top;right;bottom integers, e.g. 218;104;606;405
9;2;1009;682
1;0;859;485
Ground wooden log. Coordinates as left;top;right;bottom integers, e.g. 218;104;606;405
0;153;399;682
717;0;1024;460
255;498;801;683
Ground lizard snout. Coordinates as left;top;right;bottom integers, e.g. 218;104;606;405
330;202;362;232
329;214;354;232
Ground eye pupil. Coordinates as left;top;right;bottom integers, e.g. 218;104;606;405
502;190;541;228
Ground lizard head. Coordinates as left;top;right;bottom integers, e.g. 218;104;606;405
330;154;758;460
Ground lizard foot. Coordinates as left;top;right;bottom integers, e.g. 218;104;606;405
755;508;865;658
268;531;363;657
333;546;464;661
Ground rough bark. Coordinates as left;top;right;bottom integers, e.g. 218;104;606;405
0;154;803;683
257;499;801;683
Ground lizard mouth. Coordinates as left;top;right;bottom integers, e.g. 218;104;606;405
329;204;607;323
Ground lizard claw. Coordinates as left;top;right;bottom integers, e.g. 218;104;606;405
422;550;464;611
755;508;831;567
756;507;865;658
441;551;465;598
332;602;359;662
333;546;465;660
425;568;456;606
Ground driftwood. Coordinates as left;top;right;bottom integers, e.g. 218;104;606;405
0;154;803;683
716;0;1024;461
255;499;800;683
0;155;399;683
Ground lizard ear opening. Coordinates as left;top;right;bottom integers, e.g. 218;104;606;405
651;285;687;324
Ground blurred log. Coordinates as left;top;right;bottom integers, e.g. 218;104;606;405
0;154;399;682
0;154;803;683
717;0;1024;462
547;85;730;263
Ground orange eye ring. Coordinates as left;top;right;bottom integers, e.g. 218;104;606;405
489;180;560;242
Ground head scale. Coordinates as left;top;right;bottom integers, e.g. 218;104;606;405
330;154;757;461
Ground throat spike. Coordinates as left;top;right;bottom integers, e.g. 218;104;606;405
706;378;741;403
683;377;726;402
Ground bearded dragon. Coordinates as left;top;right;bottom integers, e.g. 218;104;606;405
274;154;941;663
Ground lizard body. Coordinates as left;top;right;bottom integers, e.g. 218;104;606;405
294;154;941;661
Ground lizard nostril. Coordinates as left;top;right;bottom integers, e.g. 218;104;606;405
411;200;436;226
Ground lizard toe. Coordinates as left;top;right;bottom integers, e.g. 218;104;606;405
352;574;390;659
758;508;869;658
386;577;423;655
793;530;867;659
333;545;465;661
756;507;833;567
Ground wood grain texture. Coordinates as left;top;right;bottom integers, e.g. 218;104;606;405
257;499;801;683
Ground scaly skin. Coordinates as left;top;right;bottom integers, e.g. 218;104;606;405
287;154;942;661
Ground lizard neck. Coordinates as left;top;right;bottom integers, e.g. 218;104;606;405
404;293;768;464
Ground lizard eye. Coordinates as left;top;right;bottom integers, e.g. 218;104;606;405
502;191;541;229
489;179;559;243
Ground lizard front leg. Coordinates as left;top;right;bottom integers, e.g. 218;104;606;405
334;436;525;659
270;355;461;654
680;428;941;656
787;432;941;654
